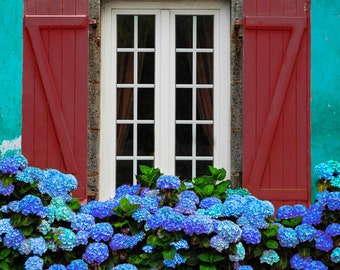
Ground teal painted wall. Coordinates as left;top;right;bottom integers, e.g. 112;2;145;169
311;1;340;200
0;1;23;158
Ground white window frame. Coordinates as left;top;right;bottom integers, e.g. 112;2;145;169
100;0;230;200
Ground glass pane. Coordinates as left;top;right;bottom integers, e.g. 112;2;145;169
176;16;192;48
117;15;134;48
176;160;192;181
116;160;133;187
176;53;192;84
138;15;155;48
197;88;213;120
197;16;213;48
138;124;154;156
117;88;133;120
176;125;192;156
116;124;133;156
196;161;212;177
138;52;154;84
138;88;154;120
137;160;154;174
176;88;192;120
117;52;134;84
197;53;213;84
196;124;213;156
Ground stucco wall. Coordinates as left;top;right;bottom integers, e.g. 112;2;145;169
87;0;244;197
311;1;340;200
0;1;22;158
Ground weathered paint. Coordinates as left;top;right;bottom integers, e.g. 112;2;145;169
311;1;340;200
0;1;23;158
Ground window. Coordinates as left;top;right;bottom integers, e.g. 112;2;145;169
100;1;230;200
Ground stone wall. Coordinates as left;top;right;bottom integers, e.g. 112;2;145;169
87;0;244;197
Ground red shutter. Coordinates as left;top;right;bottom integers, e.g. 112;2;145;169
243;0;311;208
22;0;88;201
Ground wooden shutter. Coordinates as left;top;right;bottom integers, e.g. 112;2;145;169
22;0;88;201
242;0;311;208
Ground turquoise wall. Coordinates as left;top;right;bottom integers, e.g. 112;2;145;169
0;1;23;158
311;1;340;200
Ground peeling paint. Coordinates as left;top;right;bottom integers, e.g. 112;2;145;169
0;136;21;159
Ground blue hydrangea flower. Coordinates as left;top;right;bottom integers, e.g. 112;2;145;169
139;195;161;213
276;204;307;219
67;259;88;270
19;239;32;255
76;230;90;246
0;181;15;196
71;213;95;232
326;223;340;236
47;197;74;221
326;191;340;210
229;242;245;262
170;239;189;250
183;181;194;189
89;222;114;242
111;264;138;270
223;195;245;217
331;247;340;264
163;253;186;268
295;224;317;242
302;203;323;225
142;244;154;253
241;224;262;244
305;260;328;270
259;250;280;265
37;220;51;235
156;175;181;189
47;265;67;270
24;255;44;270
226;187;250;197
217;220;242;243
200;197;222;209
18;195;46;217
146;206;185;231
315;160;340;180
277;227;299;248
0;154;28;174
114;184;141;199
16;166;45;183
210;235;229;252
0;218;13;235
203;203;225;218
80;199;117;218
4;228;25;249
178;190;199;204
237;266;253;270
174;198;197;214
289;253;312;269
132;208;151;222
315;233;333;252
83;242;109;264
183;213;214;235
30;236;48;256
331;176;340;188
7;200;20;212
55;227;76;251
109;232;145;251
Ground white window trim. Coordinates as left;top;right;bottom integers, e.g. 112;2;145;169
100;0;230;200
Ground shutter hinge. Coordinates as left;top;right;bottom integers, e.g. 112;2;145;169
304;3;310;12
89;18;97;29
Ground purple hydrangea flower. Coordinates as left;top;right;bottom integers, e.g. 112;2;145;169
331;247;340;264
0;181;15;196
111;264;138;270
277;227;299;248
71;213;95;232
89;222;114;242
83;242;109;264
200;197;222;209
241;224;262;244
0;154;28;174
290;253;312;269
24;256;44;270
163;253;186;268
315;233;333;252
217;220;242;243
326;223;340;237
260;250;280;266
183;213;214;235
67;259;88;270
295;224;317;242
210;235;229;252
156;175;181;189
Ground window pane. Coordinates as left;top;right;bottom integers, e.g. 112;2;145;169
176;125;192;156
138;52;154;84
176;16;192;48
138;15;155;48
138;88;154;120
196;124;213;156
116;160;133;187
196;161;212;177
176;160;192;180
117;88;133;120
137;160;154;174
197;88;213;120
117;15;134;48
197;16;213;48
117;124;133;156
176;53;192;84
176;88;192;120
197;53;213;84
138;124;154;156
117;52;134;84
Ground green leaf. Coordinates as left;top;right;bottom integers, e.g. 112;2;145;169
198;253;224;263
68;198;81;211
0;249;11;260
266;239;279;249
1;177;13;186
215;181;230;194
147;235;166;247
276;256;288;269
194;186;204;197
0;261;9;270
125;204;140;216
282;216;302;227
112;220;129;228
199;265;216;270
139;165;153;175
299;247;311;258
21;226;34;236
254;245;263;258
193;176;206;186
120;197;131;212
208;166;218;176
162;249;176;260
21;216;34;226
263;224;279;238
216;168;226;181
203;185;215;196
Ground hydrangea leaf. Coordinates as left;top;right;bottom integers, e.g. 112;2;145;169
263;225;279;238
199;264;216;270
215;181;230;194
265;239;279;249
120;197;131;212
203;185;214;196
161;248;176;260
0;249;11;260
68;198;81;211
254;245;264;258
1;177;13;186
299;247;311;258
281;216;302;228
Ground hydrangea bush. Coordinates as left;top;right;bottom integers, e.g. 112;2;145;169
0;155;339;269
